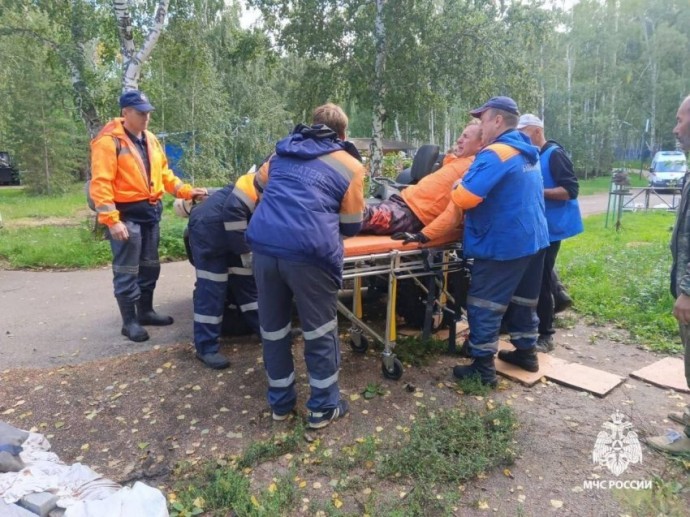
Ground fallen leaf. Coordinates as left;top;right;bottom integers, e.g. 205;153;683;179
477;500;489;510
138;442;149;450
503;468;513;479
350;393;361;401
550;500;563;509
268;483;277;493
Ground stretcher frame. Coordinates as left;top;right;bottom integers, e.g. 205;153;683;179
339;238;465;379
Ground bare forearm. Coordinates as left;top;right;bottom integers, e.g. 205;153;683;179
544;187;570;201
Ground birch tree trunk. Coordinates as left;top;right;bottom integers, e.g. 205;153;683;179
369;0;386;178
566;43;573;137
114;0;170;92
394;115;402;142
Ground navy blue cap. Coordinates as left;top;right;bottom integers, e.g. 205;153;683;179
119;90;155;112
469;96;519;117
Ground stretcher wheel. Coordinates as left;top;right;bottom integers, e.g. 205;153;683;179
349;334;369;353
381;358;403;380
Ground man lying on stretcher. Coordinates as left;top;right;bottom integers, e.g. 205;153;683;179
360;121;483;243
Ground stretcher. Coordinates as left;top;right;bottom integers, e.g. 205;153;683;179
340;232;465;380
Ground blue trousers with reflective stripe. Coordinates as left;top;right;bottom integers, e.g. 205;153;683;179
467;249;546;358
109;221;160;302
190;246;258;356
253;253;340;415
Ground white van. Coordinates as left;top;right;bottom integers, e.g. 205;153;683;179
649;151;688;191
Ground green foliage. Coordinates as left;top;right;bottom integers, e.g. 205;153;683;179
559;212;680;352
362;382;386;400
236;422;304;469
0;185;188;268
394;335;448;366
615;473;689;517
171;466;298;517
379;404;516;487
454;373;493;397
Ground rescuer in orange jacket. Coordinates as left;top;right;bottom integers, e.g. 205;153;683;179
90;90;207;343
360;121;483;243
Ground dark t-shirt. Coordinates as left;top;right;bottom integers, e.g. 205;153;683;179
542;140;579;199
124;127;151;179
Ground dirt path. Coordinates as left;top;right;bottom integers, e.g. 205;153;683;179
1;318;688;515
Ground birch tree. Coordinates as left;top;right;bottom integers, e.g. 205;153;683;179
113;0;169;92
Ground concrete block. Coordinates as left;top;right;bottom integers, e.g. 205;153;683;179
18;492;58;517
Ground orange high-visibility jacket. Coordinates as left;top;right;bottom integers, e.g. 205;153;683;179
90;118;193;227
401;156;474;240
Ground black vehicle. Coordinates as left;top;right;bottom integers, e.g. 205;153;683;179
0;151;20;186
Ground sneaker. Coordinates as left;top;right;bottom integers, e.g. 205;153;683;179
308;400;349;429
272;409;294;422
195;352;230;370
535;335;555;353
646;434;690;455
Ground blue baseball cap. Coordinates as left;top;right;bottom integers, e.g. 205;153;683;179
119;90;155;112
470;96;519;118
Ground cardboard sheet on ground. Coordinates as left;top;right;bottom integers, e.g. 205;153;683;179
630;357;689;393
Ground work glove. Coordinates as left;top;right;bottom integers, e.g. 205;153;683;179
391;232;430;245
240;252;253;269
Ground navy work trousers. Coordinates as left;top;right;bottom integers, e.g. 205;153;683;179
466;249;546;358
109;220;160;302
253;253;341;415
191;252;259;355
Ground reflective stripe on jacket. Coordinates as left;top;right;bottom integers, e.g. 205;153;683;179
90;118;193;227
540;145;583;242
246;124;365;284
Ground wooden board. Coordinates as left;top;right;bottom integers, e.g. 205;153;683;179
495;341;624;396
547;362;626;397
630;357;690;393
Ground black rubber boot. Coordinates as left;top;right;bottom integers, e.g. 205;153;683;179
452;356;497;387
117;298;149;342
458;338;471;358
137;291;174;326
497;347;539;372
553;288;573;314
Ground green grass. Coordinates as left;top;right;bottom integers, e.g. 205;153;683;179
379;405;516;485
0;183;188;268
0;184;85;219
170;404;515;516
559;211;679;352
578;174;648;196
